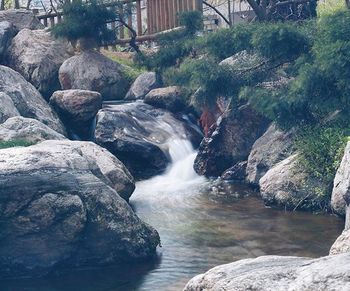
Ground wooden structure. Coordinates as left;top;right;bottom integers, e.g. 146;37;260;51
37;0;203;44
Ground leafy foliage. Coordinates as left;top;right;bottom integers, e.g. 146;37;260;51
0;140;35;149
51;0;117;46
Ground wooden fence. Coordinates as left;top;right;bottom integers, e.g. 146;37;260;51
36;0;203;44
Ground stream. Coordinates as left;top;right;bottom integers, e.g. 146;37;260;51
1;108;344;291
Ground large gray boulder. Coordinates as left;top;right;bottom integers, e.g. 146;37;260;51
246;123;295;185
144;86;186;113
0;65;66;135
0;21;16;63
220;50;265;69
0;92;20;123
194;104;269;177
331;141;350;216
259;154;325;210
0;140;156;279
95;102;197;179
0;9;44;31
125;71;160;100
7;29;73;98
50;90;102;139
330;230;350;255
184;254;350;291
59;51;130;100
0;116;66;143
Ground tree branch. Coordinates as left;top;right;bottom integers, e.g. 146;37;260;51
203;0;231;25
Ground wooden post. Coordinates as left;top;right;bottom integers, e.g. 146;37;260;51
174;0;179;26
169;0;175;28
57;14;62;23
49;16;55;27
127;3;133;37
43;17;48;27
164;0;170;30
119;5;125;39
136;0;142;35
156;0;161;33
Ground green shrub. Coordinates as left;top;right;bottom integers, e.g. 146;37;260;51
295;125;347;200
0;140;35;149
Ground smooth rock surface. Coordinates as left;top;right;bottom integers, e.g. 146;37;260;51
259;154;325;210
95;102;195;179
0;9;44;30
0;116;66;142
331;141;350;216
246;123;295;185
0;65;66;135
0;21;16;62
330;230;350;255
125;71;160;100
0;92;20;123
144;86;186;113
59;51;129;100
194;104;269;177
0;140;156;279
50;90;102;139
184;254;350;291
7;29;73;98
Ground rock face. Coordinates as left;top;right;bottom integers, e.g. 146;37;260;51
331;141;350;216
221;161;247;181
0;92;20;123
144;86;186;113
0;9;44;31
184;254;350;291
125;71;160;100
0;116;66;142
0;21;16;63
7;29;73;98
0;65;66;135
95;102;195;179
194;104;269;177
0;140;157;279
259;154;324;210
59;51;129;100
50;90;102;139
330;230;350;255
246;123;295;185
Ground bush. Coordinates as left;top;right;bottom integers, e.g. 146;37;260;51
0;140;35;149
295;125;347;201
51;0;116;46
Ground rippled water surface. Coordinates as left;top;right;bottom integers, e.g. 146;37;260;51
2;139;344;291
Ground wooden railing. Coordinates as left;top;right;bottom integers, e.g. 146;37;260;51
37;0;203;44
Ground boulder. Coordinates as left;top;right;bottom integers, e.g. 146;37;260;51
259;154;325;210
50;90;102;139
330;230;350;255
0;9;44;31
331;141;350;216
95;102;195;179
0;116;66;143
7;29;73;98
221;161;247;181
0;140;156;279
184;253;350;291
0;65;66;135
0;92;20;123
194;104;269;177
0;21;16;63
220;50;266;69
59;51;129;100
125;71;161;100
246;123;295;185
144;86;186;113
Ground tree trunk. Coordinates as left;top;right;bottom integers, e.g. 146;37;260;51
346;0;350;9
0;0;5;10
14;0;20;9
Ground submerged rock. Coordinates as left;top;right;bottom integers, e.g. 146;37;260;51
0;140;157;279
0;21;16;63
125;71;161;100
259;154;326;211
331;141;350;216
50;90;102;139
246;123;295;185
59;51;129;100
144;86;186;113
0;116;67;142
0;65;66;135
7;29;73;99
0;9;44;31
95;102;196;179
194;104;269;177
184;253;350;291
221;161;247;181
